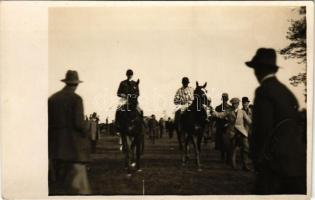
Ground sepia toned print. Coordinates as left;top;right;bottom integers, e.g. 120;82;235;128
48;6;312;195
0;1;313;200
47;5;310;196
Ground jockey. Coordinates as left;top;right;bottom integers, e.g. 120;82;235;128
174;77;194;111
115;69;142;131
117;69;141;110
117;69;138;98
173;77;194;131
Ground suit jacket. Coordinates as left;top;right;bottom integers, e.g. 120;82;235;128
214;109;251;138
215;103;232;131
117;79;139;98
251;76;305;177
242;107;253;135
233;109;252;137
48;86;90;162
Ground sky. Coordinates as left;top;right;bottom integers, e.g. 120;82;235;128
49;6;306;122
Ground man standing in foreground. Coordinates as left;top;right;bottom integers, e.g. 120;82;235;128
246;48;306;194
49;70;91;195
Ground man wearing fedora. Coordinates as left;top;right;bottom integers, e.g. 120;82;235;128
246;48;306;194
48;70;91;194
241;97;252;116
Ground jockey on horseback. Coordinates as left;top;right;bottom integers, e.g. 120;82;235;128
115;69;144;175
115;69;142;132
173;77;194;150
174;77;194;119
174;77;194;108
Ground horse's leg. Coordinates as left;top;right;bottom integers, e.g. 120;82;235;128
197;130;203;153
121;133;132;174
192;134;201;170
130;137;136;165
182;132;189;165
135;134;141;171
141;132;145;155
120;133;128;168
175;124;183;151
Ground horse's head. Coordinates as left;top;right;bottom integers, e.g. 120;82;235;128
127;79;140;110
194;81;210;108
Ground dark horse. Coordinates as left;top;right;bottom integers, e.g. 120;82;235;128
181;82;210;171
115;81;144;176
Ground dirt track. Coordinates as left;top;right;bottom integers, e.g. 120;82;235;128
88;133;255;195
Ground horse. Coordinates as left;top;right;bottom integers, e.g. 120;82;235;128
181;82;210;171
115;81;144;176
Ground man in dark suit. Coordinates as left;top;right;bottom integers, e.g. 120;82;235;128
117;69;139;99
115;69;141;131
246;48;306;194
215;93;232;162
49;70;91;195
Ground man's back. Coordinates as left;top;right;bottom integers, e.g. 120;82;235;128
252;77;299;148
252;77;305;177
49;88;82;130
48;87;89;162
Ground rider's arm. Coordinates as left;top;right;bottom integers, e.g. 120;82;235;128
174;89;181;105
211;110;228;119
117;81;127;98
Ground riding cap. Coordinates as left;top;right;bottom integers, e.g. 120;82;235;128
126;69;134;76
182;77;190;84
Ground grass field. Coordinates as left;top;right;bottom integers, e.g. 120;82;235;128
88;132;255;195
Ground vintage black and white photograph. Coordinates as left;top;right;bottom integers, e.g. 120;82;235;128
1;1;312;199
46;3;312;196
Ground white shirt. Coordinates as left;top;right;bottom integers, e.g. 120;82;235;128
260;74;276;84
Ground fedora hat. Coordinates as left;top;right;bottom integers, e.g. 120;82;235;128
245;48;279;69
242;97;250;103
61;70;83;84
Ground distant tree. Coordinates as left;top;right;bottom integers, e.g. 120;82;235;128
280;6;306;100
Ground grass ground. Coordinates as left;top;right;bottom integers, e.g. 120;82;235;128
88;132;255;195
